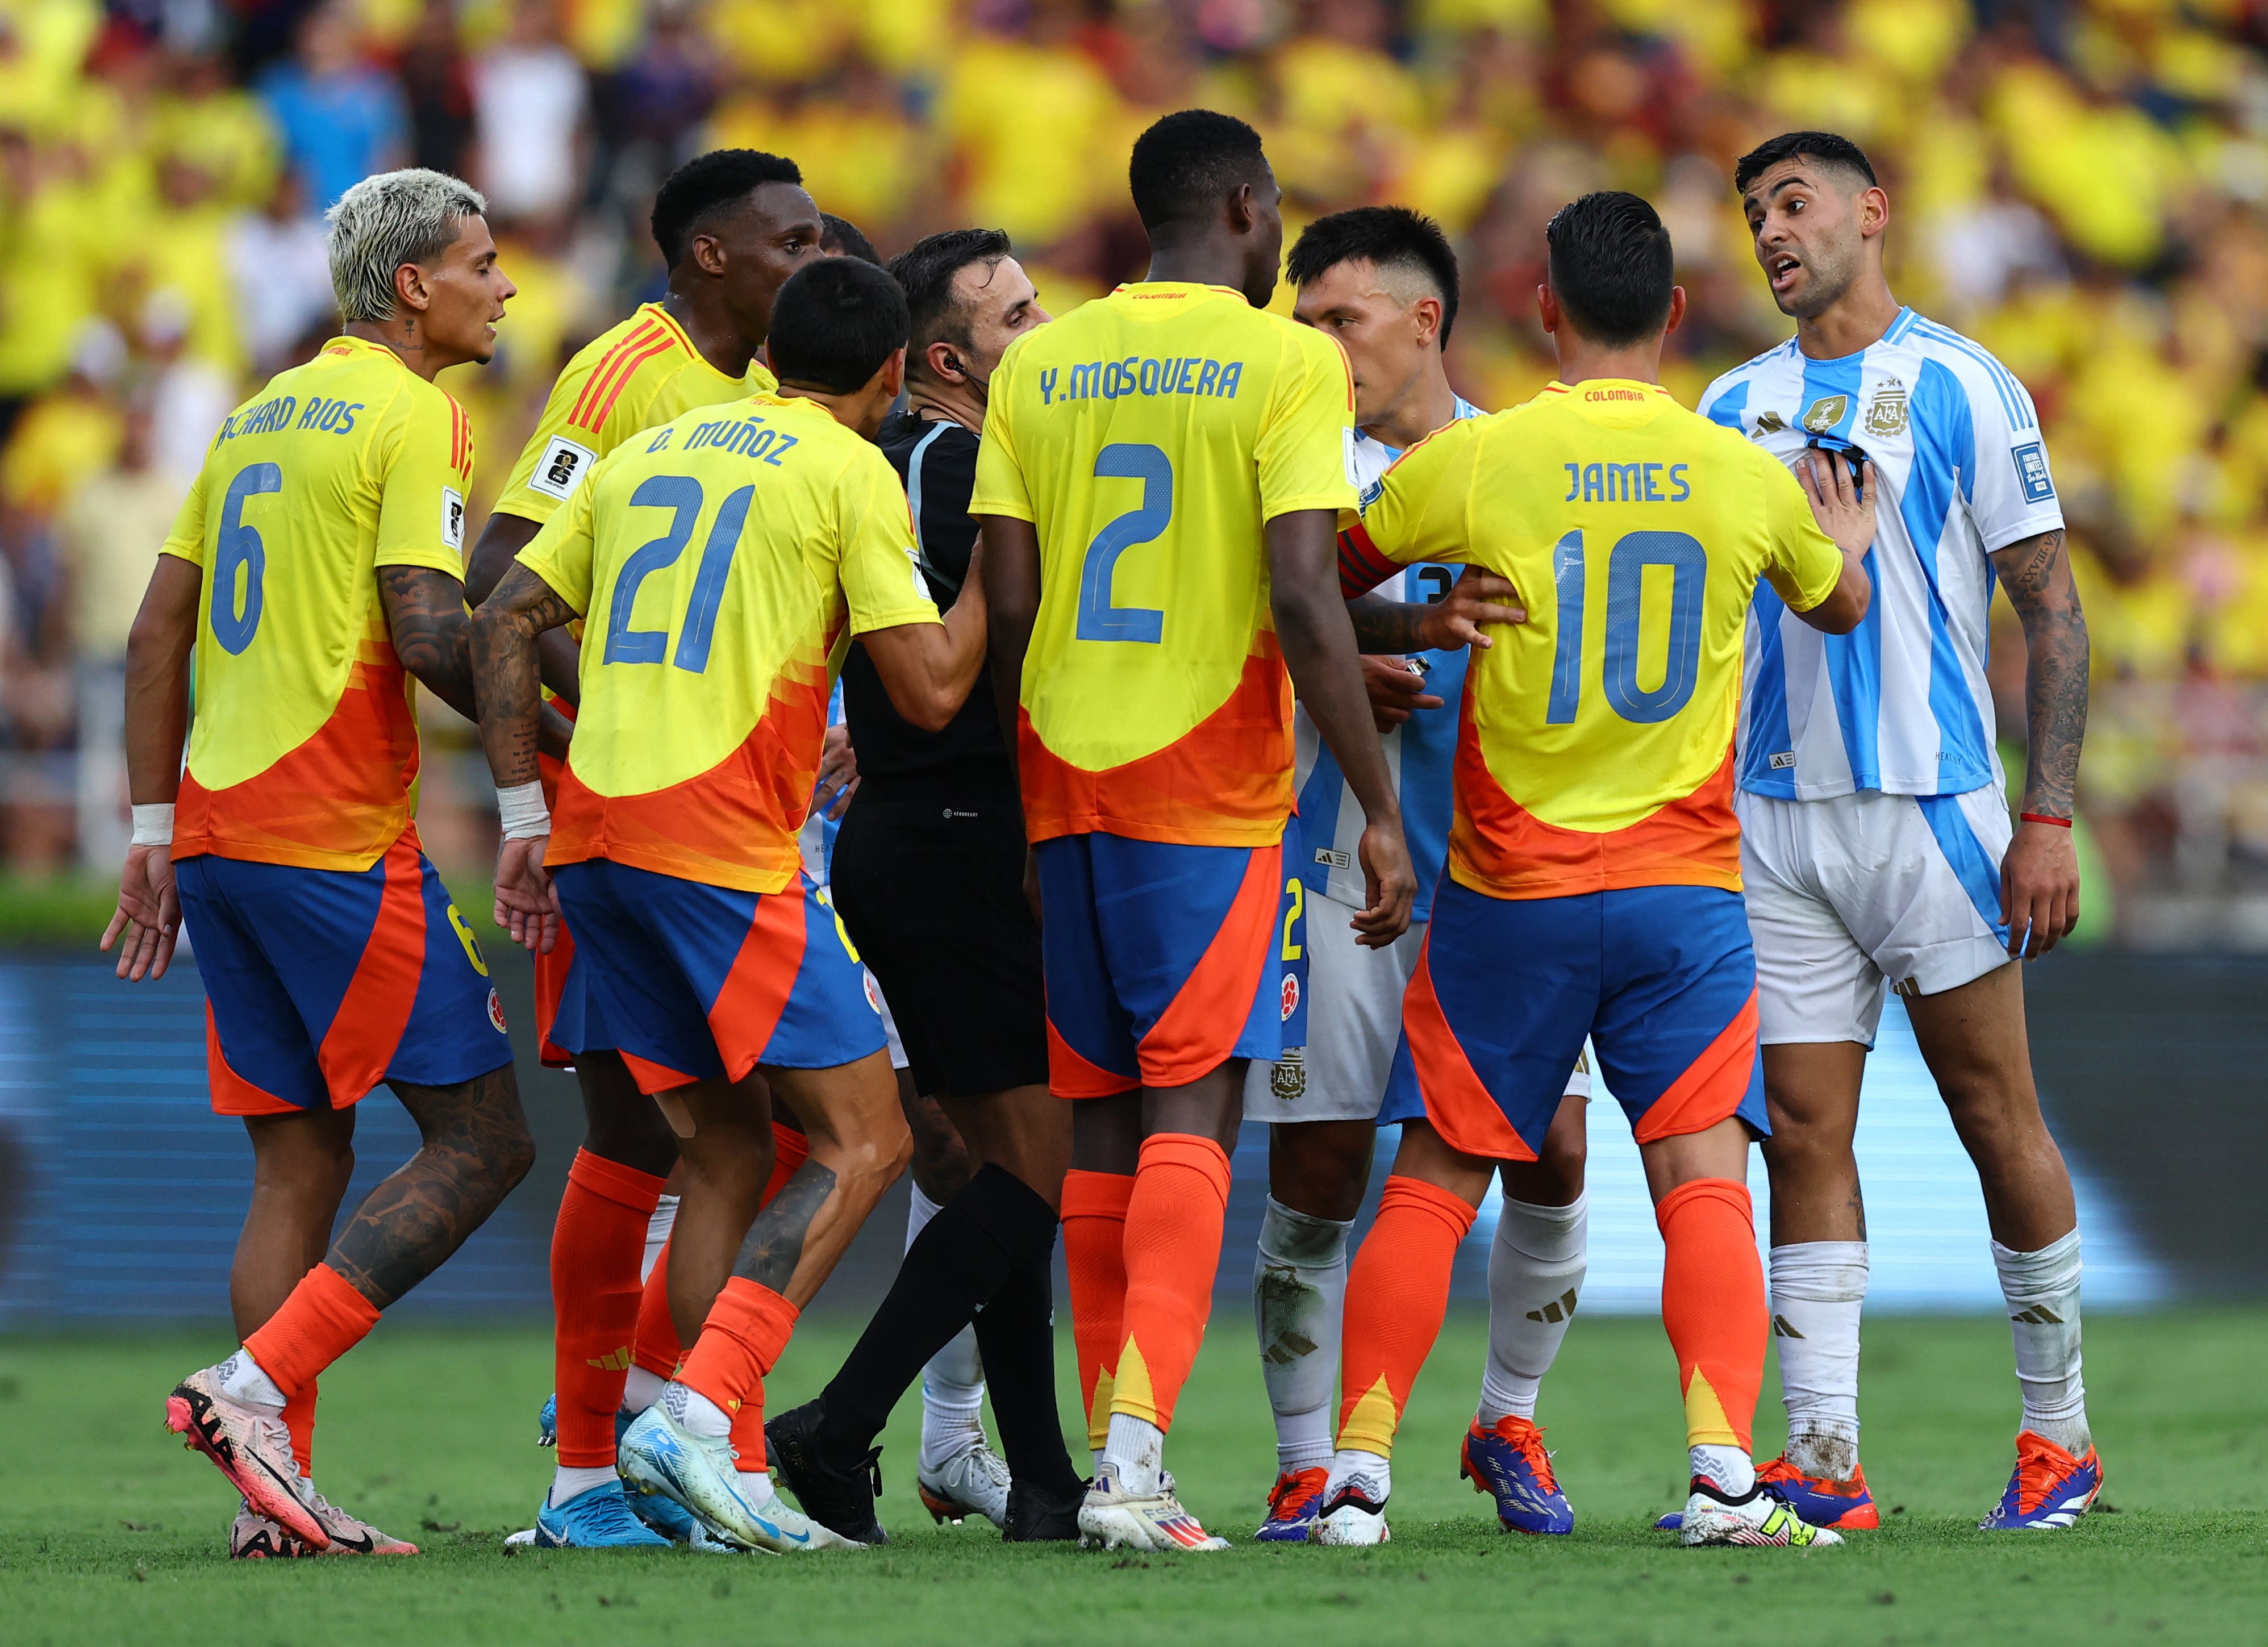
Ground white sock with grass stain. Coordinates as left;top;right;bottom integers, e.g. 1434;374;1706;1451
1102;1412;1165;1497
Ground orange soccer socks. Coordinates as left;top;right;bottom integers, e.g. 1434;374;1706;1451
1335;1175;1476;1465
628;1122;806;1389
1061;1168;1133;1456
1657;1177;1767;1492
551;1149;667;1470
241;1264;381;1402
282;1378;317;1478
1103;1133;1233;1492
674;1277;802;1468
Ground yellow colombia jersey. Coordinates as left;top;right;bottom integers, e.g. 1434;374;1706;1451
969;281;1356;847
161;336;475;871
495;301;779;527
519;392;941;893
1339;379;1845;899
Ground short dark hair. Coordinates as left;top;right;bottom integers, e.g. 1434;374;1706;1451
820;212;883;266
1733;131;1877;196
1128;109;1267;231
888;227;1013;380
1286;206;1461;347
651;149;804;269
766;257;908;395
1545;191;1675;347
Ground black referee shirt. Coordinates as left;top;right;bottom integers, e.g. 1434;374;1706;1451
842;407;1015;795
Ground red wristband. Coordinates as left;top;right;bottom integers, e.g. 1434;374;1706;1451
2019;812;2072;828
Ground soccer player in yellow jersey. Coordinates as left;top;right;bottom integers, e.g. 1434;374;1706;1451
105;170;540;1560
1320;193;1874;1549
470;257;990;1554
973;109;1416;1552
462;149;824;1545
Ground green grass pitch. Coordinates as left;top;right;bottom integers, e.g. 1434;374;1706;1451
4;1310;2264;1646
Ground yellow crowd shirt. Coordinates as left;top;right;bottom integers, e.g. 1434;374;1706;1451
1338;379;1846;899
969;281;1357;847
161;336;475;870
494;302;777;528
519;393;942;893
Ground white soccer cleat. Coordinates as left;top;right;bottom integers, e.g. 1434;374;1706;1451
1075;1462;1229;1552
230;1502;319;1560
1309;1473;1392;1546
616;1402;861;1554
918;1439;1011;1528
165;1365;329;1550
1679;1478;1844;1548
303;1484;419;1554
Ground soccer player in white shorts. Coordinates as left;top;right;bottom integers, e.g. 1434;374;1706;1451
1241;208;1590;1541
1698;130;2100;1533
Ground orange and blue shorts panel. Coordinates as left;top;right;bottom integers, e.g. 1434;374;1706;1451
1385;879;1768;1159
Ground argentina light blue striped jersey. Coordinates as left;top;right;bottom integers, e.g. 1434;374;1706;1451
1295;394;1483;922
1701;307;2063;801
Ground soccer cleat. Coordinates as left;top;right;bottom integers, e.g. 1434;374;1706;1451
766;1399;889;1546
164;1367;329;1551
1077;1462;1230;1552
534;1479;671;1549
1309;1473;1391;1546
918;1438;1011;1528
1978;1431;2102;1531
616;1403;859;1554
303;1486;419;1555
1755;1454;1879;1530
231;1503;319;1560
537;1393;557;1446
1253;1466;1328;1542
1461;1416;1575;1536
1002;1477;1087;1542
1678;1477;1844;1548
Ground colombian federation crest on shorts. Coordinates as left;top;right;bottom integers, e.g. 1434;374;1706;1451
487;987;508;1035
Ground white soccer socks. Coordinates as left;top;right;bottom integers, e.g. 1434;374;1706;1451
1253;1196;1352;1473
548;1465;618;1506
215;1348;286;1413
1768;1240;1868;1479
1992;1228;2088;1454
1689;1444;1756;1498
906;1183;990;1474
1477;1192;1587;1426
1102;1412;1167;1497
642;1192;679;1283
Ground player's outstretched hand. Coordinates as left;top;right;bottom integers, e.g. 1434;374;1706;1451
2001;818;2080;959
812;721;860;822
1362;655;1442;731
1417;566;1526;652
1799;448;1875;558
494;835;560;955
1352;818;1416;950
99;844;179;982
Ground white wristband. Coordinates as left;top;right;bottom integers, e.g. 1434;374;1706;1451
497;780;551;841
130;803;174;847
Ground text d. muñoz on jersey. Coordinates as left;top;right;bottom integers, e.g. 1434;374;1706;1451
1701;307;2063;802
1298;394;1483;922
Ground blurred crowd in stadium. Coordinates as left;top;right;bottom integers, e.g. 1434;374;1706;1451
2;0;2265;932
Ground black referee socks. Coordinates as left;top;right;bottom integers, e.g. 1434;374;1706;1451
815;1164;1067;1475
972;1237;1084;1497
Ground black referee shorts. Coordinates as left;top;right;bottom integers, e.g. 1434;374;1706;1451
829;790;1049;1100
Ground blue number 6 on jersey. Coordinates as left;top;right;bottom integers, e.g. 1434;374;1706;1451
1076;443;1171;644
213;462;282;654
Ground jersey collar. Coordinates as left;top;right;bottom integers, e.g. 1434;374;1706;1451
323;334;405;368
1541;378;1676;399
1112;280;1243;301
641;300;699;356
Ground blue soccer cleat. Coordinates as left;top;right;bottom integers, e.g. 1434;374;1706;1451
618;1400;860;1554
537;1393;557;1446
534;1480;672;1549
540;1394;701;1542
1252;1466;1328;1542
1978;1431;2102;1531
1460;1416;1575;1535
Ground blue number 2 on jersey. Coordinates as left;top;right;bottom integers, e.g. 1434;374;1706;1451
1547;528;1706;725
1077;443;1171;643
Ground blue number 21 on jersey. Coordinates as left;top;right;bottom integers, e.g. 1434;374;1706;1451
1077;443;1172;643
1547;528;1706;725
604;474;755;673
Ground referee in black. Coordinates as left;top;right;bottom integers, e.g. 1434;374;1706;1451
766;231;1086;1543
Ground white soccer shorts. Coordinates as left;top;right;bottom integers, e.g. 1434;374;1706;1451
1736;785;2015;1048
1244;894;1592;1124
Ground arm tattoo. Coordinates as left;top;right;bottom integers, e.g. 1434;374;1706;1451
379;565;478;722
1990;528;2088;817
1346;593;1433;655
731;1158;837;1291
469;562;578;791
327;1065;536;1307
